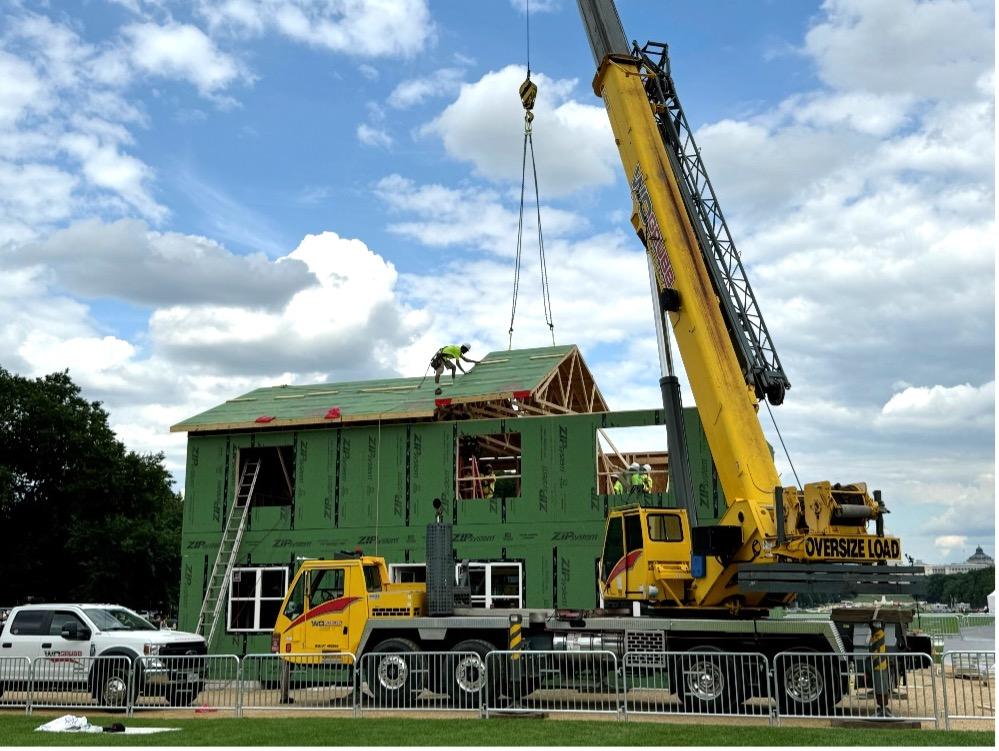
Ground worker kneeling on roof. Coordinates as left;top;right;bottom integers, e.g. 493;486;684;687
431;343;479;395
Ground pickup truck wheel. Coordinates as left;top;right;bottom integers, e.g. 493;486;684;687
676;650;743;714
448;640;494;708
366;638;420;708
90;666;135;709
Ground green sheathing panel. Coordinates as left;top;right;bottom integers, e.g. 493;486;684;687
178;407;725;654
171;344;578;433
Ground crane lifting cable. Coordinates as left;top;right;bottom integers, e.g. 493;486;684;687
508;0;556;350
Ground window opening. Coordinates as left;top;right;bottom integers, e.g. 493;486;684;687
238;446;295;507
228;566;289;632
595;428;668;496
457;433;522;499
648;513;684;542
461;561;523;608
389;563;427;584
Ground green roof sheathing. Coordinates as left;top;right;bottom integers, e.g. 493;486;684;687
171;344;591;433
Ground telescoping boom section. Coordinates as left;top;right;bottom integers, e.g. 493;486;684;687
577;0;923;610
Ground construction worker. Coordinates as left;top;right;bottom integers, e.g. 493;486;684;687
610;473;624;495
481;464;496;500
642;463;654;494
628;462;644;495
431;343;479;395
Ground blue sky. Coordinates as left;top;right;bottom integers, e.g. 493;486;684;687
0;0;994;565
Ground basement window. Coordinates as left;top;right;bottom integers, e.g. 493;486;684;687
227;566;289;632
462;561;523;609
238;446;295;507
595;428;668;496
457;433;522;500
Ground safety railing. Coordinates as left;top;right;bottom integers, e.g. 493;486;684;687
26;655;134;713
240;653;356;715
622;651;771;719
130;655;240;715
358;650;483;713
914;614;962;636
0;656;31;709
940;651;996;730
482;650;620;717
0;648;993;730
772;652;937;726
960;614;995;629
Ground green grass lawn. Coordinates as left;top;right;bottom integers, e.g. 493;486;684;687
0;713;993;746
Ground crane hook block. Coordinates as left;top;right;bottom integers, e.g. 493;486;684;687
519;76;538;112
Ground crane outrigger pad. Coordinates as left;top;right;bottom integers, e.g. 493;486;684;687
736;563;927;595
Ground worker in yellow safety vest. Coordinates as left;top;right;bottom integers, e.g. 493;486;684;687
642;463;653;493
430;343;479;395
611;473;624;495
481;464;496;499
628;462;644;495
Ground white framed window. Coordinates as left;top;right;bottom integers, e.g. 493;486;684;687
227;566;289;632
461;561;523;609
388;563;427;584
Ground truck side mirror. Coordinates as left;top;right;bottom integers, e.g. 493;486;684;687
61;623;91;640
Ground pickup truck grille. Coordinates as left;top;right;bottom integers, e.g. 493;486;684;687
159;641;207;657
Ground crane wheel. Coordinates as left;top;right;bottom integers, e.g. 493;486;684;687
774;650;842;717
447;640;494;708
365;638;421;708
674;648;744;714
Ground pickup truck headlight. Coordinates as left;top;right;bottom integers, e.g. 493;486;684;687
143;643;162;655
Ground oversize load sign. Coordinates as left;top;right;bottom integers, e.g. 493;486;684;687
802;536;901;561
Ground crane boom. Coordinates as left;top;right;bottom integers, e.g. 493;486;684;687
578;0;925;608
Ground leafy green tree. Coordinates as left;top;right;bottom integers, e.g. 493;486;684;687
0;367;182;611
923;568;995;610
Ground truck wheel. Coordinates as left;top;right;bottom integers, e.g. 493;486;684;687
366;638;420;707
775;653;841;717
448;639;494;707
90;666;135;708
676;650;742;714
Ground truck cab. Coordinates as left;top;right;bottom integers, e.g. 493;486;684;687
271;556;427;659
600;505;693;608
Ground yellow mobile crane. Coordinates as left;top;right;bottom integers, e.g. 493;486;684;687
271;2;928;715
579;0;921;612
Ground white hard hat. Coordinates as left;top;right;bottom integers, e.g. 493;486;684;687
629;462;640;470
461;342;471;350
643;463;651;471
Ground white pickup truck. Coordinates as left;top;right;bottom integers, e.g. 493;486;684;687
0;603;207;706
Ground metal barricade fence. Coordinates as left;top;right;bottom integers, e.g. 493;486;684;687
940;651;996;730
239;653;356;715
357;650;484;714
914;614;961;636
622;651;771;719
27;654;134;713
483;650;620;717
961;614;995;630
131;655;239;715
772;651;937;725
0;656;31;709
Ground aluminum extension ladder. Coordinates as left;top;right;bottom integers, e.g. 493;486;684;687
195;457;262;648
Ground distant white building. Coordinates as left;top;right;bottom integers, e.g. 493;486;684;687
914;546;995;575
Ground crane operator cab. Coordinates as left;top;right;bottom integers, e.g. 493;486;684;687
600;505;693;608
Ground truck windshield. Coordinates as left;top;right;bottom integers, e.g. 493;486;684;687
84;608;157;631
